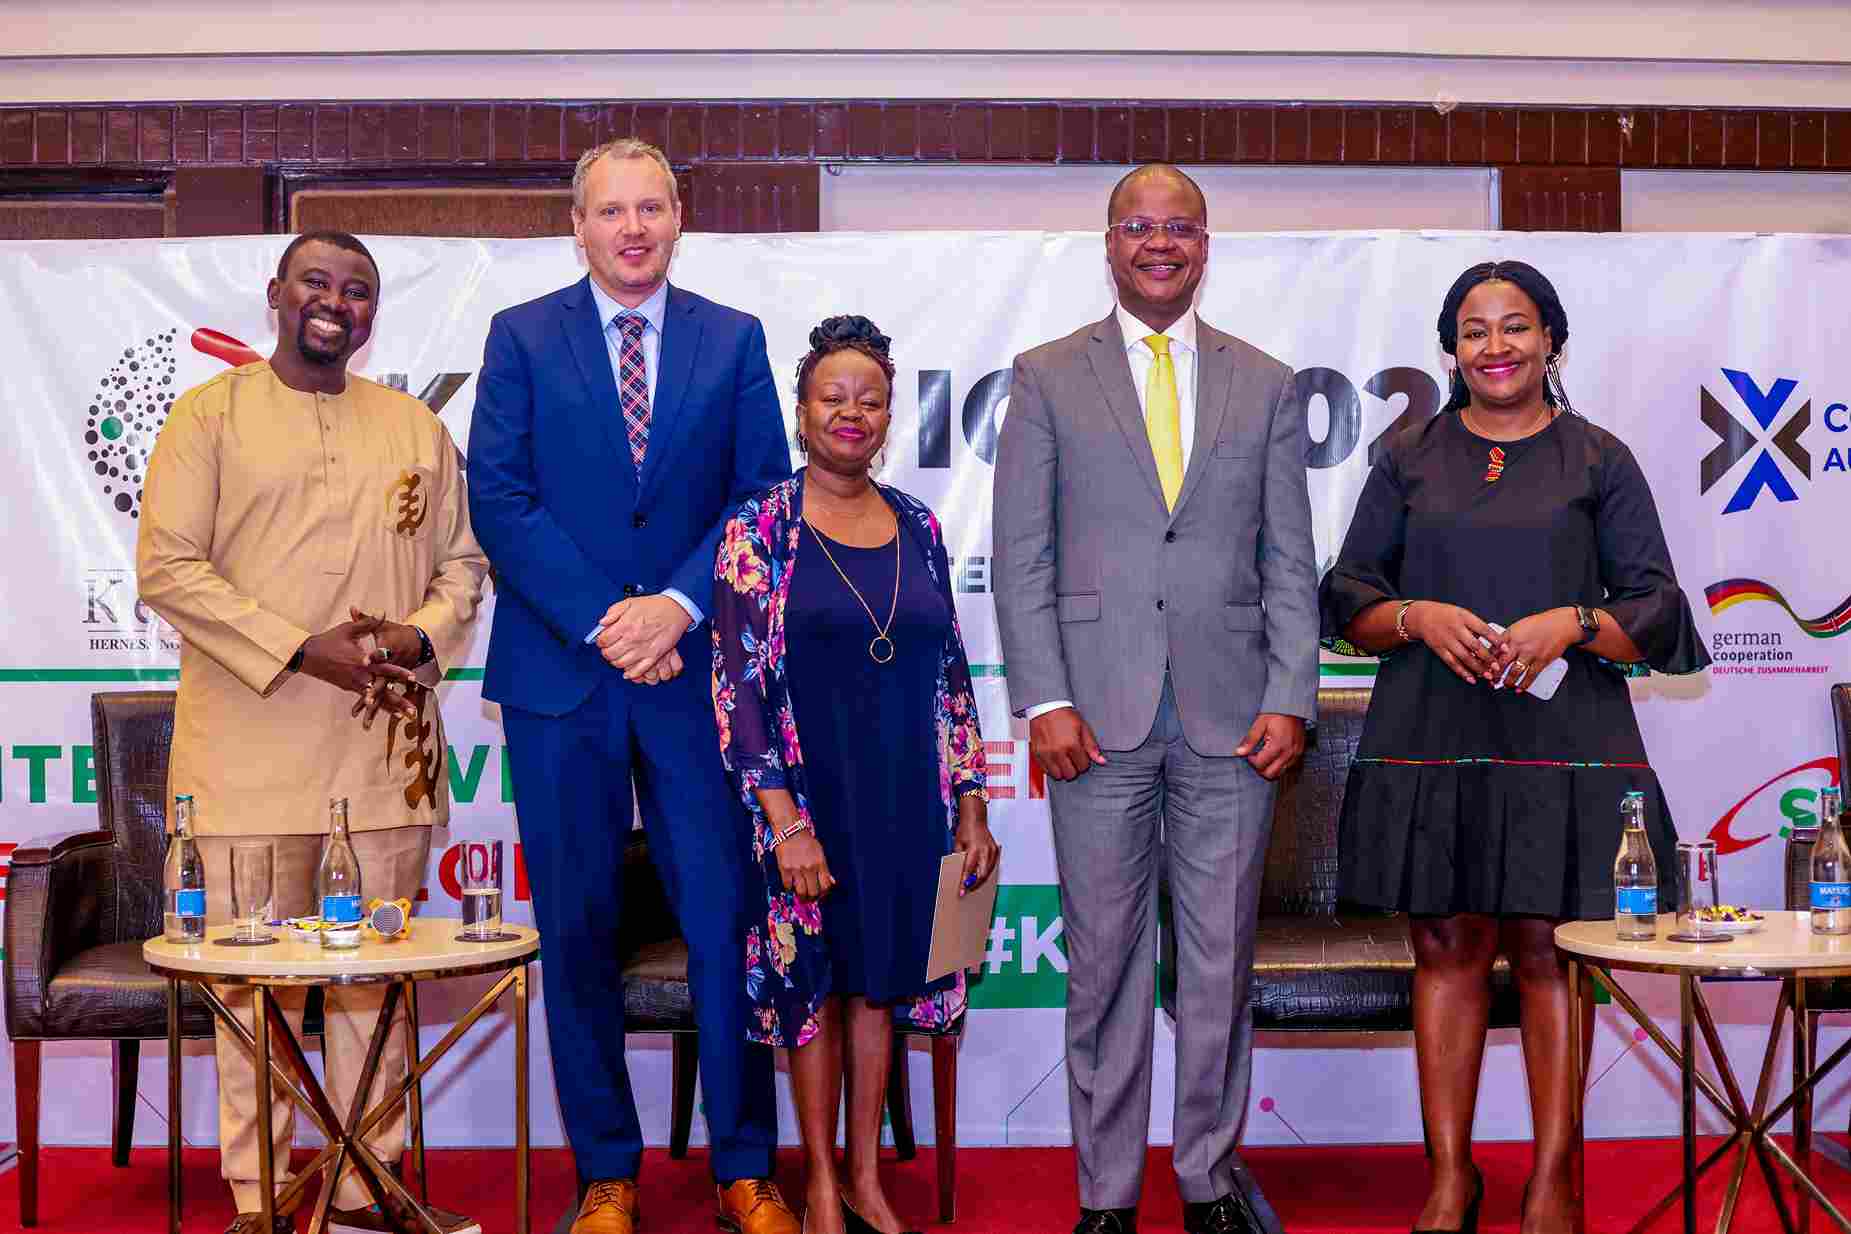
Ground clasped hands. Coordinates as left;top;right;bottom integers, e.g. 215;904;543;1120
595;594;689;685
1028;704;1305;782
294;607;425;729
1403;600;1581;693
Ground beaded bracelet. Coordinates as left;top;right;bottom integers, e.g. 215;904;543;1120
1395;599;1416;643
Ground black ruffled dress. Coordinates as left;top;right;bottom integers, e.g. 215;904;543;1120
1319;411;1709;920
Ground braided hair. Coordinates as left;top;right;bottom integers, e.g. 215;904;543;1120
795;315;895;404
1436;259;1577;417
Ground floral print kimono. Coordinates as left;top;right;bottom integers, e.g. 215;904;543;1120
712;471;988;1048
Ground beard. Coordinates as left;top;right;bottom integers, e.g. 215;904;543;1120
296;315;350;366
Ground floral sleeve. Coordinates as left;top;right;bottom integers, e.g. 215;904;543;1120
926;512;988;799
712;504;792;802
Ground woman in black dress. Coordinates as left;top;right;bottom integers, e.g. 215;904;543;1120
713;317;1000;1234
1320;262;1708;1234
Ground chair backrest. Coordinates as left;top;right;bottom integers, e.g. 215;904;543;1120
1257;687;1371;917
90;690;177;941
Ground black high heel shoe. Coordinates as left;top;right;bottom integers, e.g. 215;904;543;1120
839;1192;921;1234
1411;1165;1482;1234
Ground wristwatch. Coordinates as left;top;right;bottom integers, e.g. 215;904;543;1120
1573;605;1600;645
411;625;436;667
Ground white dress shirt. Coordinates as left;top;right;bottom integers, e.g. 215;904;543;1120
581;278;702;642
1024;305;1200;722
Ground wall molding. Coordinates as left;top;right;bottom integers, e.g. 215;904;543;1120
4;101;1851;174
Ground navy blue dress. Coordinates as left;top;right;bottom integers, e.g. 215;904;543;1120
785;521;956;1003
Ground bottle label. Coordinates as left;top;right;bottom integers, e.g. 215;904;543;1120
321;894;363;924
173;889;205;919
1615;887;1657;915
1813;882;1851;910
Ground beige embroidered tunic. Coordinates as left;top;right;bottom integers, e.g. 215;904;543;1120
137;362;488;836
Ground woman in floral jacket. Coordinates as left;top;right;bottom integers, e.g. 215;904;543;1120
713;316;998;1234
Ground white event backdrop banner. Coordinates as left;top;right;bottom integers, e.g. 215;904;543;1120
2;230;1849;1157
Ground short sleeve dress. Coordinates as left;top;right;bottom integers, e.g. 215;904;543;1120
1318;411;1709;920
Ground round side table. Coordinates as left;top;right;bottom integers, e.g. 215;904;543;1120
145;919;539;1234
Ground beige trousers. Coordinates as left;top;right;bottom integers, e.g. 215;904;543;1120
198;825;433;1212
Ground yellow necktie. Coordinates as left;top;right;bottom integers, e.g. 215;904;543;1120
1144;334;1184;511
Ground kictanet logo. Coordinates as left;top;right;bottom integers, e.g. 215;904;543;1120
1707;756;1839;855
1700;368;1810;514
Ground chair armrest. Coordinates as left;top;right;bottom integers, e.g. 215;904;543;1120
4;829;117;1040
1786;827;1820;913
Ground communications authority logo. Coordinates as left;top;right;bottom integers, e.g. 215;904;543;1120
1700;368;1810;514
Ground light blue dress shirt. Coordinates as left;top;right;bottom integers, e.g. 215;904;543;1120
581;278;703;643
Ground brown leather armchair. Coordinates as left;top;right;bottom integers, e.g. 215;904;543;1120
3;691;210;1225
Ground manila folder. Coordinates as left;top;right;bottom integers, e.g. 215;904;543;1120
925;852;1000;983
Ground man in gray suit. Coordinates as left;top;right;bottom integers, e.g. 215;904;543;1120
993;164;1318;1234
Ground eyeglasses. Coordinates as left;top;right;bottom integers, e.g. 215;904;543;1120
1108;218;1207;242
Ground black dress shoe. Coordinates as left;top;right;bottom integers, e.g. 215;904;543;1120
1074;1208;1138;1234
1183;1191;1262;1234
1412;1166;1483;1234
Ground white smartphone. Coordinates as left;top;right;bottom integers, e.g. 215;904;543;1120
1479;623;1568;700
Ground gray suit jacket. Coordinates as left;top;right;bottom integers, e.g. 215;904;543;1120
993;311;1319;753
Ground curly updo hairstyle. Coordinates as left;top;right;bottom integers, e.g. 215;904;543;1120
795;315;896;404
1436;259;1578;417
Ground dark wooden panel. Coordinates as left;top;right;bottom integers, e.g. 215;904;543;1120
1829;113;1851;169
315;105;350;162
812;104;847;158
1341;109;1378;162
564;105;599;160
1723;112;1758;168
1274;108;1307;163
526;104;563;163
422;106;457;162
210;107;245;162
778;105;814;158
1757;111;1792;168
1482;109;1518;164
1059;106;1094;162
1551;111;1588;164
34;110;68;164
990;106;1026;160
1447;109;1484;165
1413;109;1446;165
0;197;166;239
1025;104;1059;161
291;184;573;237
1203;106;1239;163
278;105;313;160
1690;110;1724;166
1238;108;1275;162
1588;111;1623;166
493;105;525;162
1794;112;1825;169
350;105;388;161
954;104;988;160
742;104;778;159
386;106;420;162
682;163;820;232
918;104;955;160
172;166;268;235
1515;109;1553;164
632;104;669;152
71;110;103;164
1306;108;1343;162
882;104;919;159
3;111;35;163
1380;109;1413;164
1657;110;1691;166
1133;107;1167;163
1499;165;1621;232
174;106;208;164
139;108;174;164
705;103;741;160
105;110;137;162
666;105;703;162
847;104;882;159
1096;107;1130;163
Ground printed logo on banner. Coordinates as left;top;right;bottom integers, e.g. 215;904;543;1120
1699;368;1811;514
1702;579;1838;680
72;325;470;656
969;885;1070;1010
1707;756;1839;855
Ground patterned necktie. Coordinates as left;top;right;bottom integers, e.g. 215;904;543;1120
616;313;650;475
1143;334;1184;511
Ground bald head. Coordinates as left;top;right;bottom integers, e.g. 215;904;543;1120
1107;164;1207;224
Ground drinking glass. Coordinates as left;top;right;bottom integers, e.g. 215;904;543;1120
459;839;504;941
1677;839;1720;938
229;841;275;944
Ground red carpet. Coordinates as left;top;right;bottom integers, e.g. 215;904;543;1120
5;1138;1850;1232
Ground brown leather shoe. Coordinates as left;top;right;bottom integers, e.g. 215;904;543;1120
717;1178;800;1234
571;1179;639;1234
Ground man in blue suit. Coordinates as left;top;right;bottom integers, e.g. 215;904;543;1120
468;139;795;1234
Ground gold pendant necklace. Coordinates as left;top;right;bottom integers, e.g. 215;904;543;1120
803;513;901;664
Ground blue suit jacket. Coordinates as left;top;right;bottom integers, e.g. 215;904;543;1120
468;278;792;717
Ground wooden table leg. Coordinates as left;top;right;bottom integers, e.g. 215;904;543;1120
168;978;182;1234
1569;960;1587;1234
1797;977;1814;1234
403;978;429;1206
